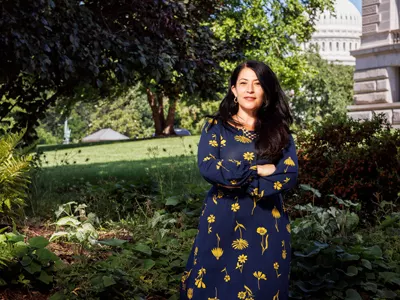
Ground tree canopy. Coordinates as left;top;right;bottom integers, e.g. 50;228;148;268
0;0;335;141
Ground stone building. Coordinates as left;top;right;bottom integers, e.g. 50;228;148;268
302;0;362;65
348;0;400;127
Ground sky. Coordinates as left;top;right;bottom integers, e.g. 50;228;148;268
349;0;362;12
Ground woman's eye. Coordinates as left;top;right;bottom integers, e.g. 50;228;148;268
254;82;261;85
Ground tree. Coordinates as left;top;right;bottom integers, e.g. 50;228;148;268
289;52;354;127
211;0;335;90
0;0;225;141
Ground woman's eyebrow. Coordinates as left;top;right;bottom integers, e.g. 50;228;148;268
238;78;259;81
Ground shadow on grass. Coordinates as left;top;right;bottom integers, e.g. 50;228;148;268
29;155;207;218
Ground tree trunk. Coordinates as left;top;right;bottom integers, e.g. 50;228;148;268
163;97;177;135
146;88;164;135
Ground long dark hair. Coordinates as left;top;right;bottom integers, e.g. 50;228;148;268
211;60;293;162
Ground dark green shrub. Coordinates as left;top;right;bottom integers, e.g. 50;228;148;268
296;114;400;224
0;232;61;288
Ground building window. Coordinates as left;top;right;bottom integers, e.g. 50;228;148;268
329;42;332;51
350;43;352;50
336;42;339;51
343;42;346;51
355;43;358;49
322;42;325;51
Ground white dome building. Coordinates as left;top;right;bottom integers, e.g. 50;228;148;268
302;0;362;65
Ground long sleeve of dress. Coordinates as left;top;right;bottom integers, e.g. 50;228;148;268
246;135;298;197
197;122;257;187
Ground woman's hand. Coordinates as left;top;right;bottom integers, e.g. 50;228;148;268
256;164;276;177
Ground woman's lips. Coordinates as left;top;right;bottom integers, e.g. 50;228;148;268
244;97;256;101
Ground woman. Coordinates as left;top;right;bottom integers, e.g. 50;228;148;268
180;61;298;300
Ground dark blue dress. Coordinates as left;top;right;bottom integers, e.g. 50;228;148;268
180;119;298;300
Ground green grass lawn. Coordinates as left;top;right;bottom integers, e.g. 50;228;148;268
30;135;206;218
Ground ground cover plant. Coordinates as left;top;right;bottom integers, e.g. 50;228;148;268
1;117;399;299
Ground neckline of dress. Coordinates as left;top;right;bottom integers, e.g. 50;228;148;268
226;121;256;133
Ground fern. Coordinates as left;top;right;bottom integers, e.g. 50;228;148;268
0;130;32;222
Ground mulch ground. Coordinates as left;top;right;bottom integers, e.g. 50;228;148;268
0;222;148;300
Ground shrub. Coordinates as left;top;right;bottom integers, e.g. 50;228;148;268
0;130;33;223
296;114;400;224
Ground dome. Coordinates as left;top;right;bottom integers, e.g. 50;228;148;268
316;0;361;29
302;0;362;65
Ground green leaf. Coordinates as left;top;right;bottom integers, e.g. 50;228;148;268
180;229;198;238
49;292;66;300
361;259;372;270
143;259;155;270
165;196;179;206
35;248;58;264
133;243;152;256
24;261;41;274
338;253;360;261
377;289;398;298
0;277;7;286
49;231;68;242
38;270;53;284
345;289;362;300
299;184;321;197
102;275;116;287
361;282;377;293
20;255;32;267
346;266;358;276
363;245;382;259
5;232;24;243
55;216;81;227
28;236;49;249
12;241;29;257
97;238;127;247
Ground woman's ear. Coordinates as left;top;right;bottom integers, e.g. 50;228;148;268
231;85;237;97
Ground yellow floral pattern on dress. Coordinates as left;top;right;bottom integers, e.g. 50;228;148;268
257;227;269;255
282;240;287;259
181;269;192;291
207;214;215;234
211;234;224;260
195;267;207;288
220;135;226;147
286;223;291;233
187;288;194;299
232;221;248;250
235;254;248;273
284;157;295;173
250;188;264;215
221;267;231;282
209;134;218;147
212;190;224;205
253;271;267;290
228;159;241;166
273;290;280;300
272;206;281;232
243;152;255;163
231;196;240;212
274;262;281;278
274;177;291;190
234;135;252;144
208;287;220;300
194;247;198;265
237;285;254;299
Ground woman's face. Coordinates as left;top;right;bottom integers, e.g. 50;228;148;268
231;68;265;113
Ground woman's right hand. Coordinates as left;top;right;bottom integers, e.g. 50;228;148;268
256;164;276;177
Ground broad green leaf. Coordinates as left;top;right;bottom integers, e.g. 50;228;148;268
102;275;116;287
5;232;24;243
363;245;382;259
28;236;49;249
361;259;372;270
97;238;127;247
133;243;152;256
38;270;53;284
143;259;155;270
24;261;41;274
49;231;68;242
376;289;397;299
55;216;81;227
345;289;362;300
361;282;377;293
299;184;321;197
338;253;360;262
346;266;358;276
165;196;179;206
